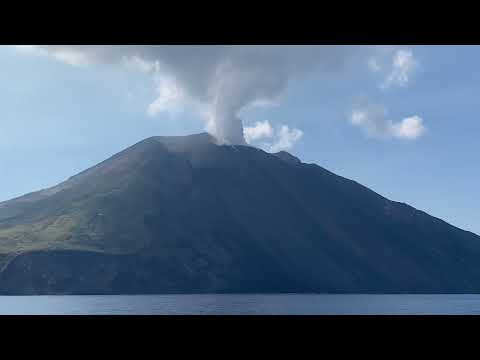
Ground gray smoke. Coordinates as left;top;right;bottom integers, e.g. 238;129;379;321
35;45;367;144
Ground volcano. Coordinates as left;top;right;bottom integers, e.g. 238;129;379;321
0;133;479;294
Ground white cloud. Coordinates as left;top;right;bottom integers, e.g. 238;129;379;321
349;102;426;140
123;56;187;118
382;49;418;89
270;125;304;152
244;121;303;152
390;115;426;140
147;77;185;117
244;121;274;143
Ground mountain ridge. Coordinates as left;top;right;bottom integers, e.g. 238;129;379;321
0;132;479;294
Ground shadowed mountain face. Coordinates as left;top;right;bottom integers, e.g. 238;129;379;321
0;133;479;295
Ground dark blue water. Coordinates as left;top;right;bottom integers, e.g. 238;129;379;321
1;294;480;314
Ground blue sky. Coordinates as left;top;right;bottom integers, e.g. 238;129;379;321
0;45;478;235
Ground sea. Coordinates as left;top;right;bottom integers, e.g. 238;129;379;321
1;294;480;315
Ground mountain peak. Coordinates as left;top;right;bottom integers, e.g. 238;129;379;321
151;132;216;147
273;151;302;165
1;132;480;295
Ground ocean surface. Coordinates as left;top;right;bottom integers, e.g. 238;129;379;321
2;294;480;314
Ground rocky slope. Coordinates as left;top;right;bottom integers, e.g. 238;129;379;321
0;133;479;294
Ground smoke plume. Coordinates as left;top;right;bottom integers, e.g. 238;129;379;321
30;45;364;144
